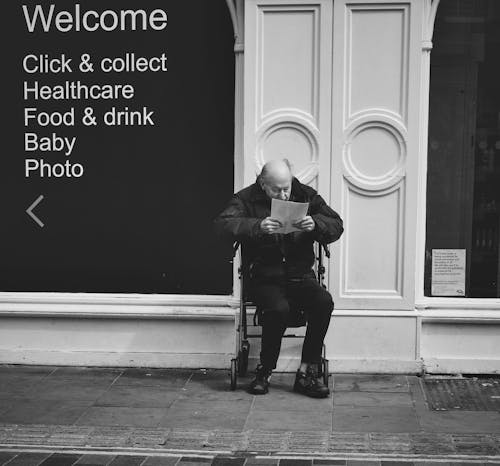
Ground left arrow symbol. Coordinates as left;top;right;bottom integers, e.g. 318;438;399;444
26;195;44;228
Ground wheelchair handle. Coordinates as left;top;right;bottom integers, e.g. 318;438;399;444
232;241;241;259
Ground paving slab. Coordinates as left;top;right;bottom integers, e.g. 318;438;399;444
74;455;117;465
50;368;122;379
245;410;332;432
328;433;371;453
159;402;249;430
107;457;147;466
332;406;419;433
211;457;245;466
333;376;409;393
142;457;179;466
380;462;414;466
2;452;52;466
23;381;111;402
368;433;412;454
332;392;413;408
75;407;170;428
129;427;170;448
252;391;334;412
39;453;82;466
182;373;237;394
312;461;346;465
86;427;131;447
246;431;289;452
94;385;180;408
163;430;211;450
245;459;279;466
0;401;14;417
0;425;53;445
176;458;212;466
0;367;56;398
177;387;252;403
114;370;192;388
205;431;247;451
279;460;311;466
345;461;380;466
0;366;56;377
0;401;90;425
409;433;455;455
417;411;500;434
286;432;330;453
0;451;18;465
48;425;93;446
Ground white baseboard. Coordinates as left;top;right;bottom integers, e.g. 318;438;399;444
422;358;500;374
0;350;233;369
248;356;423;374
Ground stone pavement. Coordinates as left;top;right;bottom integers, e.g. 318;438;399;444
0;366;499;465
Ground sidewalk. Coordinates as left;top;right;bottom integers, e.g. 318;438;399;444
0;365;499;465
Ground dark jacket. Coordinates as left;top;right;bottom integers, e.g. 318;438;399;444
214;177;344;280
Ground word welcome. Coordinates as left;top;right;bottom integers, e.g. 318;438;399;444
22;4;168;33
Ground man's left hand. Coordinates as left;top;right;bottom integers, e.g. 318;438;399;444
293;216;315;232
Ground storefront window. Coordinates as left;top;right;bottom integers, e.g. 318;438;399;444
0;1;235;295
425;0;500;297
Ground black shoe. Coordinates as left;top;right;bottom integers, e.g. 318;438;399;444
248;364;272;395
293;364;330;398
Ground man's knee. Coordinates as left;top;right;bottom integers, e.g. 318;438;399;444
311;289;334;315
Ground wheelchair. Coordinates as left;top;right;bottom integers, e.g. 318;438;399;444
230;241;331;390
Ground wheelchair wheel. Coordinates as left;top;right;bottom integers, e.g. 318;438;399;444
322;358;329;387
238;340;250;376
230;358;237;390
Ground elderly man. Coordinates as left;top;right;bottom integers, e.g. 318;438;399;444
214;159;343;397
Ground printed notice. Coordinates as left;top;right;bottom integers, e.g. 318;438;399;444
271;199;309;234
431;249;466;296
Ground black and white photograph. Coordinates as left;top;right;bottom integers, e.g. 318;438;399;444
0;1;499;465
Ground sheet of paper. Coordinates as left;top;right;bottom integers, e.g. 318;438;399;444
431;249;466;296
271;198;309;234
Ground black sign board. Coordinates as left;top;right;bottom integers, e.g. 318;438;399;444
0;1;235;294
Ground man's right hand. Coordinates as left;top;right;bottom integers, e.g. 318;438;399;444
260;217;282;234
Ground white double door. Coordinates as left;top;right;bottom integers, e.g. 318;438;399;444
243;0;427;311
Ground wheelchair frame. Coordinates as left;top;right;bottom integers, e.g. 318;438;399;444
230;241;331;390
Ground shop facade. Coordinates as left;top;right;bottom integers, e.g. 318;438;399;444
0;0;499;374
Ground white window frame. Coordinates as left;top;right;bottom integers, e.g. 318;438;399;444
414;0;500;314
0;1;245;319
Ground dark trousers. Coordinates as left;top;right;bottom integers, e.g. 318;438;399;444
250;273;334;370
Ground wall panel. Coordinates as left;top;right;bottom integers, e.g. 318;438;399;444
245;0;332;191
347;5;409;122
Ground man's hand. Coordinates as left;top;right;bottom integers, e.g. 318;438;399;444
293;216;315;232
260;217;282;234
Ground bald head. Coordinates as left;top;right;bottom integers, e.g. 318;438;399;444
259;159;293;200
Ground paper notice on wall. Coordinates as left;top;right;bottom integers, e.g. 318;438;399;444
271;198;309;234
431;249;466;296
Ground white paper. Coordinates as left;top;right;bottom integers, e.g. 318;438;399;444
271;198;309;234
431;249;466;296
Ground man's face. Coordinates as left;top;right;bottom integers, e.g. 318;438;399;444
261;178;292;200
